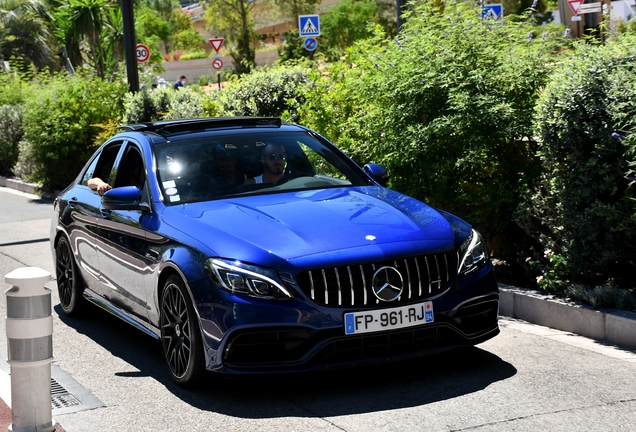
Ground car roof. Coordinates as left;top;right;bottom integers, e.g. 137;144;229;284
117;117;284;138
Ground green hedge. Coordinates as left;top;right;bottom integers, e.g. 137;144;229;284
203;65;315;122
123;87;204;123
517;33;636;292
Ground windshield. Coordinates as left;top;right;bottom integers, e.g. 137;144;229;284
154;130;372;204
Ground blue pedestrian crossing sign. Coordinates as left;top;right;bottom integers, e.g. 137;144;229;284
482;3;504;21
299;15;320;37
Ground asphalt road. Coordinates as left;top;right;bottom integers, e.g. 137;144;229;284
1;186;636;431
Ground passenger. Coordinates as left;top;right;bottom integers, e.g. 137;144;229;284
244;144;287;185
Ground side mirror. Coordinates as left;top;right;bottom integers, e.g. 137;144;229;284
363;163;390;186
101;186;148;211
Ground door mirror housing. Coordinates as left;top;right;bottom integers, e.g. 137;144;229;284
102;186;149;211
363;163;390;186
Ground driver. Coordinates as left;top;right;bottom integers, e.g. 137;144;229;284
244;143;287;185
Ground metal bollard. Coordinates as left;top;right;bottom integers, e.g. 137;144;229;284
4;267;55;432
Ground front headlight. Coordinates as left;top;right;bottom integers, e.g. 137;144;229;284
457;229;488;276
205;259;294;300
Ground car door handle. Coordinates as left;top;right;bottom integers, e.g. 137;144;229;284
145;249;160;260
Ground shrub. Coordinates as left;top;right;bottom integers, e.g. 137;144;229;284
198;74;211;86
123;87;204;123
203;65;314;122
22;73;127;193
517;34;636;291
0;104;24;177
13;140;38;181
300;3;570;262
0;74;29;106
180;50;208;61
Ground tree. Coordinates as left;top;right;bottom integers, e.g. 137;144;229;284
319;0;380;61
136;4;174;53
204;0;258;74
55;0;110;78
273;0;321;26
102;5;123;80
0;0;59;71
142;0;178;18
172;27;206;51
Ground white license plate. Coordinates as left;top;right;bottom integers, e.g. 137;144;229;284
344;301;434;335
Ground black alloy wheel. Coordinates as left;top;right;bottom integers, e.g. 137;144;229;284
55;236;83;315
160;275;205;386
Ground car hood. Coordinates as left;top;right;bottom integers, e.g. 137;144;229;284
161;186;454;267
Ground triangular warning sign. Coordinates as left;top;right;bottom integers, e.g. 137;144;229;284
209;38;224;53
568;0;581;14
302;19;318;35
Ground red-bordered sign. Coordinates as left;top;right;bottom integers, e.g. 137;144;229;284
136;44;150;63
303;37;318;52
212;58;223;70
567;0;581;14
209;38;224;53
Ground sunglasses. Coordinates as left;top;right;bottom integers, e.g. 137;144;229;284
264;153;286;161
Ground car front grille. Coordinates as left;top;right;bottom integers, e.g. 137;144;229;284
295;252;457;307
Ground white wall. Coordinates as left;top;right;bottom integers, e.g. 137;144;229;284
156;51;278;84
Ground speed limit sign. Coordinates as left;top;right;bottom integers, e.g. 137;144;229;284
136;44;150;63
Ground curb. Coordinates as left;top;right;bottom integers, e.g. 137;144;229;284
499;284;636;350
0;176;40;195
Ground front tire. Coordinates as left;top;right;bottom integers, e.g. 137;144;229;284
55;235;84;316
160;275;205;386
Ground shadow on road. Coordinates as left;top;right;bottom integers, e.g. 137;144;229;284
55;301;517;419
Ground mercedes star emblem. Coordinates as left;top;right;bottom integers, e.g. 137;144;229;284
371;266;404;302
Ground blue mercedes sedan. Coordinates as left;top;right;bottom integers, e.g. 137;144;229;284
50;117;499;386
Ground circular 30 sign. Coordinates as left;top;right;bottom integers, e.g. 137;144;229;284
136;44;150;63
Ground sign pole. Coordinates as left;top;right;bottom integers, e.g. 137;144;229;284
121;0;139;93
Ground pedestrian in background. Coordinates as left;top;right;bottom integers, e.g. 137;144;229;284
174;75;186;90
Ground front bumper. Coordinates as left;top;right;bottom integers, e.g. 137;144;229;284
221;293;499;372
